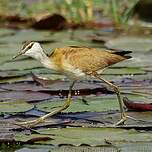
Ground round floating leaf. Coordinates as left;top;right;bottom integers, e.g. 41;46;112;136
29;127;152;146
37;96;120;113
37;93;147;113
0;100;33;113
112;52;152;68
0;56;11;65
0;28;15;37
0;70;29;78
0;29;53;43
0;43;19;56
0;59;41;71
0;76;31;84
104;67;145;75
105;36;152;52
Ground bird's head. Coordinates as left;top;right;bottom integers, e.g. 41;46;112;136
13;41;43;59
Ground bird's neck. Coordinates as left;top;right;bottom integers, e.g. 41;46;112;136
32;50;56;70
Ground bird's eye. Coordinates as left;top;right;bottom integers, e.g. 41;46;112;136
28;43;34;49
28;45;32;49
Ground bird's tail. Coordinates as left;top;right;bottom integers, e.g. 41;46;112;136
111;50;132;59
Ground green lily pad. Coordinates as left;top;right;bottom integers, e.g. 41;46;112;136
0;100;33;113
16;146;118;152
0;59;42;71
36;93;147;113
0;29;54;43
15;127;152;146
0;56;12;65
0;70;32;78
36;96;120;113
105;36;152;52
0;76;31;84
0;43;19;56
25;143;152;152
104;67;145;75
0;70;63;84
112;52;152;68
0;28;15;37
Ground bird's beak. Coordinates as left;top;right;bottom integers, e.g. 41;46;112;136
12;51;23;60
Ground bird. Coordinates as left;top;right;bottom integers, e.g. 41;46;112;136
13;41;136;127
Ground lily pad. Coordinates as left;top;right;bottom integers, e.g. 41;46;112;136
0;43;19;56
37;95;120;113
0;100;33;113
36;92;149;113
15;127;152;146
0;76;31;84
105;36;152;52
16;146;117;152
0;29;54;43
0;28;15;37
104;67;145;75
112;52;152;68
0;59;42;71
0;70;30;78
0;56;12;65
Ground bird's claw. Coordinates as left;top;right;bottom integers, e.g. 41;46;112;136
114;114;145;126
114;116;127;126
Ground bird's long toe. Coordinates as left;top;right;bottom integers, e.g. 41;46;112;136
115;114;145;126
115;116;127;126
15;117;45;128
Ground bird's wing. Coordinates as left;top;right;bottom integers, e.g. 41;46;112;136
63;47;129;73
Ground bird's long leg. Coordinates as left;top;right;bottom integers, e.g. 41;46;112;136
93;74;136;125
15;81;76;127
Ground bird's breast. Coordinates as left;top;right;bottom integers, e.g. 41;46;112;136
61;60;86;80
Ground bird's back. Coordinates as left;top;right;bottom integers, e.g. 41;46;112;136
49;46;132;76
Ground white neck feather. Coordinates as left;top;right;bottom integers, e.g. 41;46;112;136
35;51;56;70
40;52;56;70
25;43;56;70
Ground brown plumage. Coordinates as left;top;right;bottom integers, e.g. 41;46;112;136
49;46;131;76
